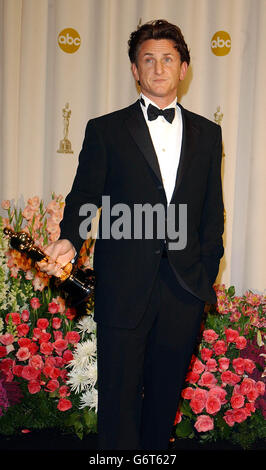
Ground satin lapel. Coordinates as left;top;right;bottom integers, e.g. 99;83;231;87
124;101;163;183
170;106;200;202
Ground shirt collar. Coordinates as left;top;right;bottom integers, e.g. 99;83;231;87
140;92;178;110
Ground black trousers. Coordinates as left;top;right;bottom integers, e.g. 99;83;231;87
96;255;204;450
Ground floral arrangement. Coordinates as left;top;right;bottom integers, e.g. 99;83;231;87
175;285;266;449
0;196;265;449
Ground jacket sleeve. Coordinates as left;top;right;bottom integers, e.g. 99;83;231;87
199;125;224;284
59;119;107;254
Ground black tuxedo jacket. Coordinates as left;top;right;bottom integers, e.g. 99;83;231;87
60;100;224;328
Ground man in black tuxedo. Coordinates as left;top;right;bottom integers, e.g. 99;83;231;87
39;20;224;450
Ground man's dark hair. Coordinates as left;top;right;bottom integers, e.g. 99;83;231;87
128;19;190;65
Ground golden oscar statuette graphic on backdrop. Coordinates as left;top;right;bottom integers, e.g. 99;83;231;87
57;102;74;154
3;227;96;317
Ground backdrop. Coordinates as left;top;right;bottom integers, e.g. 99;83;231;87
0;0;265;295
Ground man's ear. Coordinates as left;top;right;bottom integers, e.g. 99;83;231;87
131;62;140;83
180;61;188;81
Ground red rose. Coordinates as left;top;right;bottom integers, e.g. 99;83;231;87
194;415;214;432
62;349;74;363
52;317;62;329
221;371;241;386
198;372;217;388
174;410;182;425
231;393;245;409
218;357;230;371
39;332;51;343
28;380;41;394
30;297;41;309
13;364;23;376
201;348;213;361
65;307;76;320
32;328;42;340
40;342;54;355
247;388;259;402
206;395;221;415
57;398;72;411
224;328;239;343
59;385;70;398
53;330;63;341
16;347;30;361
17;323;30;337
53;339;68;353
190;397;206;414
181;387;194;400
46;379;59;392
185;371;200;384
235;336;247;350
208;386;227;405
48;302;59;314
203;329;219;343
37;318;49;330
18;338;31;348
213;340;227;356
256;381;265;396
5;312;21;325
65;331;80;344
21;365;40;381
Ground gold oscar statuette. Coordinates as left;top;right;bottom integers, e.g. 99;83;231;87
57;102;74;154
3;227;95;317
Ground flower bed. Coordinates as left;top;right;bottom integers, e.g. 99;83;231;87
0;196;265;448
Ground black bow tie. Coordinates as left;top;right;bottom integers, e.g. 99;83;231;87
147;103;175;123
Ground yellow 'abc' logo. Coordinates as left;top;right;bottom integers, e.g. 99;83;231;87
58;28;81;53
211;31;231;56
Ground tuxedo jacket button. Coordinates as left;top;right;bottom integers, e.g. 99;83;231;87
155;250;160;255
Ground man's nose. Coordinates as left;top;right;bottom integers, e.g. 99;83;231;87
154;60;164;74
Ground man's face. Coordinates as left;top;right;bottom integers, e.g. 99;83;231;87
131;39;188;106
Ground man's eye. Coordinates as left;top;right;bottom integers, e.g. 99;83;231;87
145;58;153;63
164;57;172;63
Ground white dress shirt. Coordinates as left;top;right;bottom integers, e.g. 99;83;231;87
139;93;183;205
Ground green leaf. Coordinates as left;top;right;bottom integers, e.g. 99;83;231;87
176;418;194;438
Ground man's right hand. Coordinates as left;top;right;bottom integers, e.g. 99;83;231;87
37;239;76;277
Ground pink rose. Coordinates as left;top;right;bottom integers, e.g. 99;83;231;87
240;378;255;395
223;410;235;427
59;385;70;398
244;359;256;374
206;358;218;372
0;333;15;345
16;347;31;361
29;355;44;369
30;297;41;309
205;395;221;415
224;328;239;343
232;357;245;375
190;397;206;414
218;357;230;371
235;336;247;350
53;330;63;341
198;372;217;388
208;386;227;404
174;409;182;425
48;302;59;314
37;318;49;330
247;388;259;402
21;310;30;322
194;415;214;432
52;317;62;329
203;329;219;343
233;408;248;423
231;393;245;409
213;340;227;356
57;398;72;411
185;371;200;384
